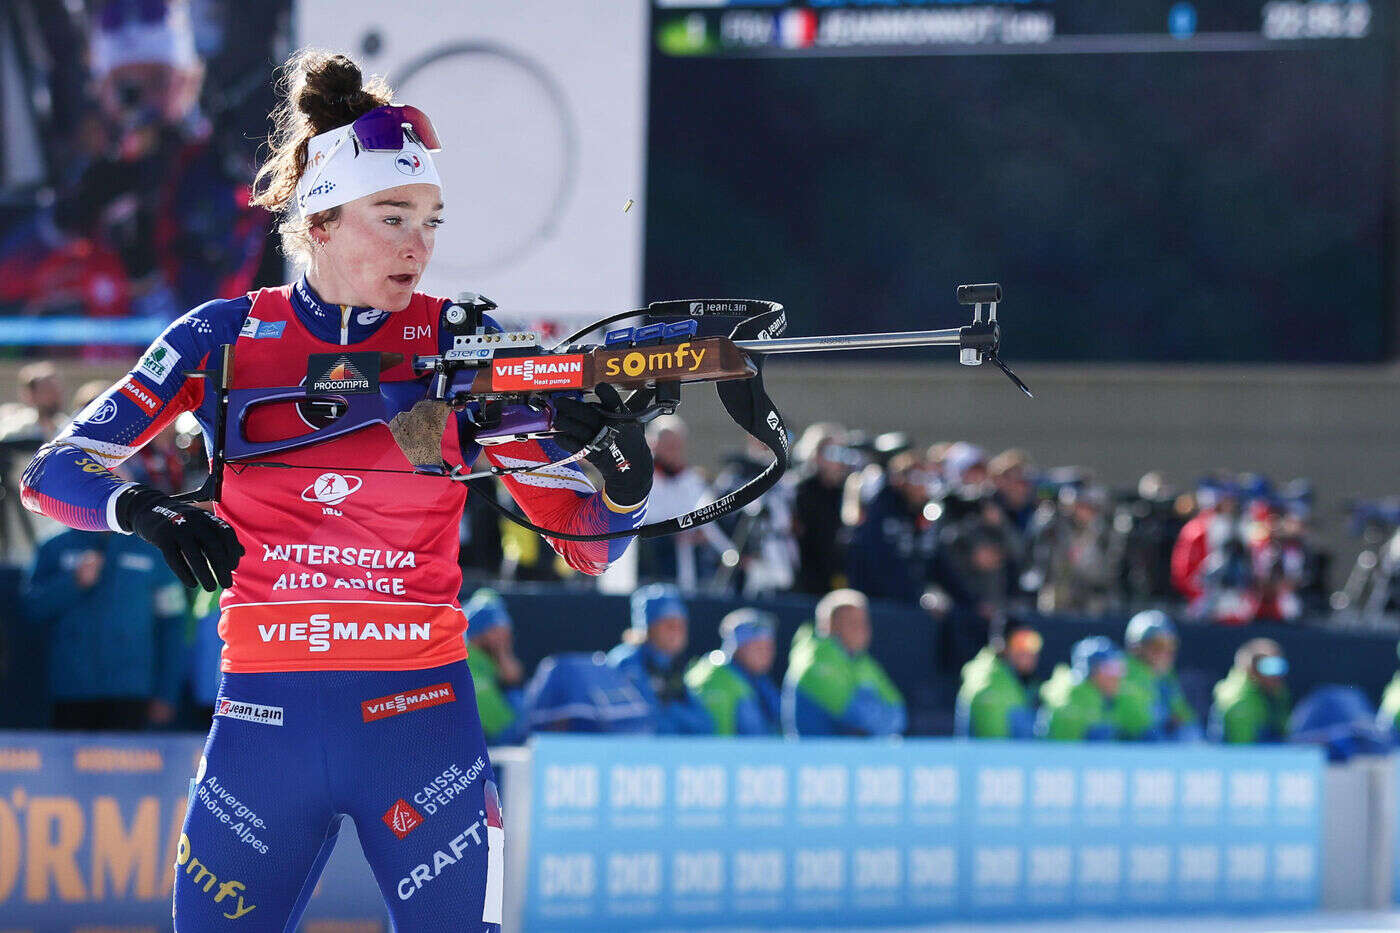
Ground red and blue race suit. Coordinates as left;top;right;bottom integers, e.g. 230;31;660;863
21;276;645;930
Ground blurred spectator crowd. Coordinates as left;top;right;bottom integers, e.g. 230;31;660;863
1;361;1391;761
457;414;1333;630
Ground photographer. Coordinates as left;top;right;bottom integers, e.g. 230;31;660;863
1030;484;1121;615
791;423;854;595
848;451;971;609
1113;472;1188;604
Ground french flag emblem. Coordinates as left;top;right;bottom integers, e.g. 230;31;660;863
779;9;817;48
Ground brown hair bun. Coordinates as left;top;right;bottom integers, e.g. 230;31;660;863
250;48;394;266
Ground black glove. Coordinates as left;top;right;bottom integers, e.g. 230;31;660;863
551;384;654;508
116;486;245;591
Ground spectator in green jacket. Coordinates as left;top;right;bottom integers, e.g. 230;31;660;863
463;588;528;745
1037;636;1152;741
1377;642;1400;743
956;620;1043;738
1209;637;1291;744
686;608;782;735
1121;610;1202;741
782;589;906;736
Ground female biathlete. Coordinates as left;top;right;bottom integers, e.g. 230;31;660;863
21;50;651;931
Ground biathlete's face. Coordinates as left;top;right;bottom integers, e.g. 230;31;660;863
312;182;444;312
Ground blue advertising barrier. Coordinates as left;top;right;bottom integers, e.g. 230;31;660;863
526;735;1324;929
0;731;388;931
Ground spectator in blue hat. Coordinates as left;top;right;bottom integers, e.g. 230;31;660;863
463;589;528;745
686;608;782;735
1120;610;1201;741
606;584;714;734
1037;636;1152;741
1209;638;1292;743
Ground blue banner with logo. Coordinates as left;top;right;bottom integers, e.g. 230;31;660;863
1395;760;1400;905
0;732;387;930
526;735;1323;929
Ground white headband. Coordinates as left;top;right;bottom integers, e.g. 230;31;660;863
295;121;442;217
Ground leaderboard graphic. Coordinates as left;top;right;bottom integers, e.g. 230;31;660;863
653;0;1374;54
644;0;1393;362
525;736;1323;929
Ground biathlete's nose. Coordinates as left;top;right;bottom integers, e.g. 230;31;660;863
402;230;428;262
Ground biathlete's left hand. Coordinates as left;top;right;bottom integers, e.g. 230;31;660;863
551;384;653;508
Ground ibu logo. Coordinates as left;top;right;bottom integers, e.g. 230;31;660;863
300;472;362;516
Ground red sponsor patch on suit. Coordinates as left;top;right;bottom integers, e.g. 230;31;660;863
118;378;161;415
383;798;424;839
490;354;584;390
360;682;457;722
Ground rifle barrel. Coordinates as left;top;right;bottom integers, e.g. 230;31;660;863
734;327;963;354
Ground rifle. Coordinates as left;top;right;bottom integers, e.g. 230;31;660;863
178;283;1029;541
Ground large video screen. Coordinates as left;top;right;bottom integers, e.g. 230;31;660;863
0;1;287;355
644;1;1393;362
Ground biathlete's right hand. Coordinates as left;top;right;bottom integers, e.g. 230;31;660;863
116;486;244;591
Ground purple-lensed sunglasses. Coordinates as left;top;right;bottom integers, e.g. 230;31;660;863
299;105;442;210
349;105;442;152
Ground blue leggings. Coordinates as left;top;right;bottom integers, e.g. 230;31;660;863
174;661;502;932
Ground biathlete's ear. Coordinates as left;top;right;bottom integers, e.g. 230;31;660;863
308;210;340;244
